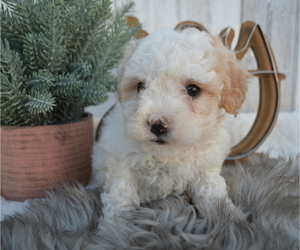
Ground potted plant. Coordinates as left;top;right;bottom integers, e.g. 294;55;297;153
1;0;140;201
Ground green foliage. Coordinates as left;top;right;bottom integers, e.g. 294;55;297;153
1;0;140;126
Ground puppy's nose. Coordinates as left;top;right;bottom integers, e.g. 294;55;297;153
149;119;168;136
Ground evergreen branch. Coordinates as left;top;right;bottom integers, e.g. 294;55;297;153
36;0;67;74
51;72;83;97
1;0;138;125
0;38;25;84
0;73;28;126
64;0;113;64
25;70;55;92
69;60;92;79
1;0;40;52
22;33;43;73
79;81;108;107
91;2;140;82
51;101;84;123
24;90;56;115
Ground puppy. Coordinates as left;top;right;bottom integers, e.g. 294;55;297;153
92;28;249;224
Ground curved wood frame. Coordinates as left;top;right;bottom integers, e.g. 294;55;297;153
220;21;285;159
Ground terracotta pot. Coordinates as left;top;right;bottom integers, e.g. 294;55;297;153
1;113;93;201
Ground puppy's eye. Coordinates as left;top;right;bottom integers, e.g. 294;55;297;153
186;84;201;98
137;82;146;93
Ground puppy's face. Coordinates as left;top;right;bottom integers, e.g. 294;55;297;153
118;28;248;154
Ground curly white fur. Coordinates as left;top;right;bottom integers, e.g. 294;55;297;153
92;28;249;224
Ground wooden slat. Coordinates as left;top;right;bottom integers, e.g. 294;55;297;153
268;0;299;111
177;0;211;29
241;0;299;111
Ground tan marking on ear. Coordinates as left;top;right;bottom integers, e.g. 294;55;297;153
210;35;249;116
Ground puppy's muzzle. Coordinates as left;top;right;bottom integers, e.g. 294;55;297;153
148;117;169;144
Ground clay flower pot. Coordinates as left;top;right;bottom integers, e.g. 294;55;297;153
1;113;93;201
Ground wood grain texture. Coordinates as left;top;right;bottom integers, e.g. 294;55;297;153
241;0;299;111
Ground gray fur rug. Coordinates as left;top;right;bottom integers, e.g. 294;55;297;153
2;155;299;250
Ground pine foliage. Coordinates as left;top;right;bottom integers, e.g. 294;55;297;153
1;0;140;126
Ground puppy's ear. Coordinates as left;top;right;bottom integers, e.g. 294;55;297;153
221;57;249;116
212;36;249;116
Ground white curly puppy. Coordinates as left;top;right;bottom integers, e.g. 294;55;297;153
92;28;249;224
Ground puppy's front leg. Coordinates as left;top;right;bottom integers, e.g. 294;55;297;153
189;168;238;218
101;176;139;225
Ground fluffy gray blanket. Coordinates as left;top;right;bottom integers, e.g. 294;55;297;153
2;155;299;250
